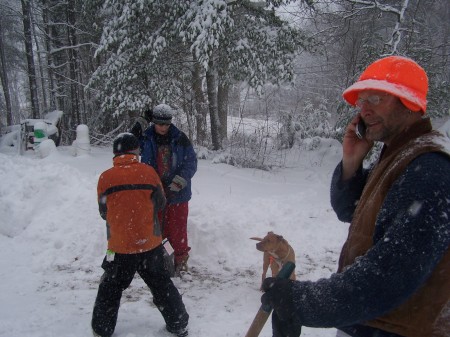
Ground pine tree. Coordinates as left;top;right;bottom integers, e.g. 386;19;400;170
89;0;312;149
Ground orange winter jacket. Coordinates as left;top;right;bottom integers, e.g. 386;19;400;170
97;154;166;254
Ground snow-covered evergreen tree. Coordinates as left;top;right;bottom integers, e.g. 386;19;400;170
88;0;312;149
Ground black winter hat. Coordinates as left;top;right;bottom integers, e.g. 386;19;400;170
113;133;139;155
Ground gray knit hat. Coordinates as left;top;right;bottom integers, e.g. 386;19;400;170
152;104;174;124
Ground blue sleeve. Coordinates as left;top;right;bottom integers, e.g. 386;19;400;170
179;143;197;180
176;133;197;180
140;130;156;168
166;131;197;204
293;152;450;328
330;162;368;223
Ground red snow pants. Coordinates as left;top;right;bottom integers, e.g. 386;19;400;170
159;202;191;265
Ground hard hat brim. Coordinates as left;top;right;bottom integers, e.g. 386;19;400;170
343;79;426;114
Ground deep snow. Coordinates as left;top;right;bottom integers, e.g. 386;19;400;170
0;119;448;337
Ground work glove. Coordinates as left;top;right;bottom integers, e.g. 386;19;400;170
261;277;302;337
168;175;187;192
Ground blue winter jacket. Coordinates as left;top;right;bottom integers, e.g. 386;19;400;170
141;125;197;205
286;152;450;337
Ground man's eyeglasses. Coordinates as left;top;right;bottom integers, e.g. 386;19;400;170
355;94;386;108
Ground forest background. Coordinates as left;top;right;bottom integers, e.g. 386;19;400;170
0;0;449;168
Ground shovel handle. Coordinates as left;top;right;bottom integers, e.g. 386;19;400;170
244;262;295;337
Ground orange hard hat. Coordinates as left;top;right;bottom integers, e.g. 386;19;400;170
343;56;428;114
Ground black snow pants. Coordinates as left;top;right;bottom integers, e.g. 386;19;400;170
91;245;189;337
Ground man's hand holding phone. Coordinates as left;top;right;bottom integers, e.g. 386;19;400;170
341;114;373;180
355;118;366;139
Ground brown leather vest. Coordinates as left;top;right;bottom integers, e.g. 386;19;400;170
338;119;450;337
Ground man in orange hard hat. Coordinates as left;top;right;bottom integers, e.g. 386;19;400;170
260;56;450;337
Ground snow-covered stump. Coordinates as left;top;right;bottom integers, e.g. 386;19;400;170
72;124;91;156
36;139;57;158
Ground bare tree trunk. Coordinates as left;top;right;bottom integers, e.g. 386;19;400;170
21;0;40;118
44;0;71;137
30;0;48;114
217;70;229;143
67;0;81;125
192;56;208;145
41;0;57;112
179;72;194;141
443;1;449;69
206;59;221;150
0;17;13;125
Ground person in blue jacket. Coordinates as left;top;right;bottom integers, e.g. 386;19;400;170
260;56;450;337
141;104;197;276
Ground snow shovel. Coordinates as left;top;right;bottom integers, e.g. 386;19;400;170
244;261;296;337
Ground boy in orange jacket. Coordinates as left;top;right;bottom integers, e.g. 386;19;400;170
91;133;189;337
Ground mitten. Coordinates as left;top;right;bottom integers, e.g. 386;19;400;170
261;277;302;337
168;175;187;192
272;310;302;337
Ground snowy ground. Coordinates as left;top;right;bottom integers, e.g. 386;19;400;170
0;133;396;336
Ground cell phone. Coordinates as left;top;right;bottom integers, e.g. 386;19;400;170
355;119;366;139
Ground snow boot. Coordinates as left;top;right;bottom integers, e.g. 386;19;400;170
174;255;189;277
92;329;111;337
166;326;188;337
